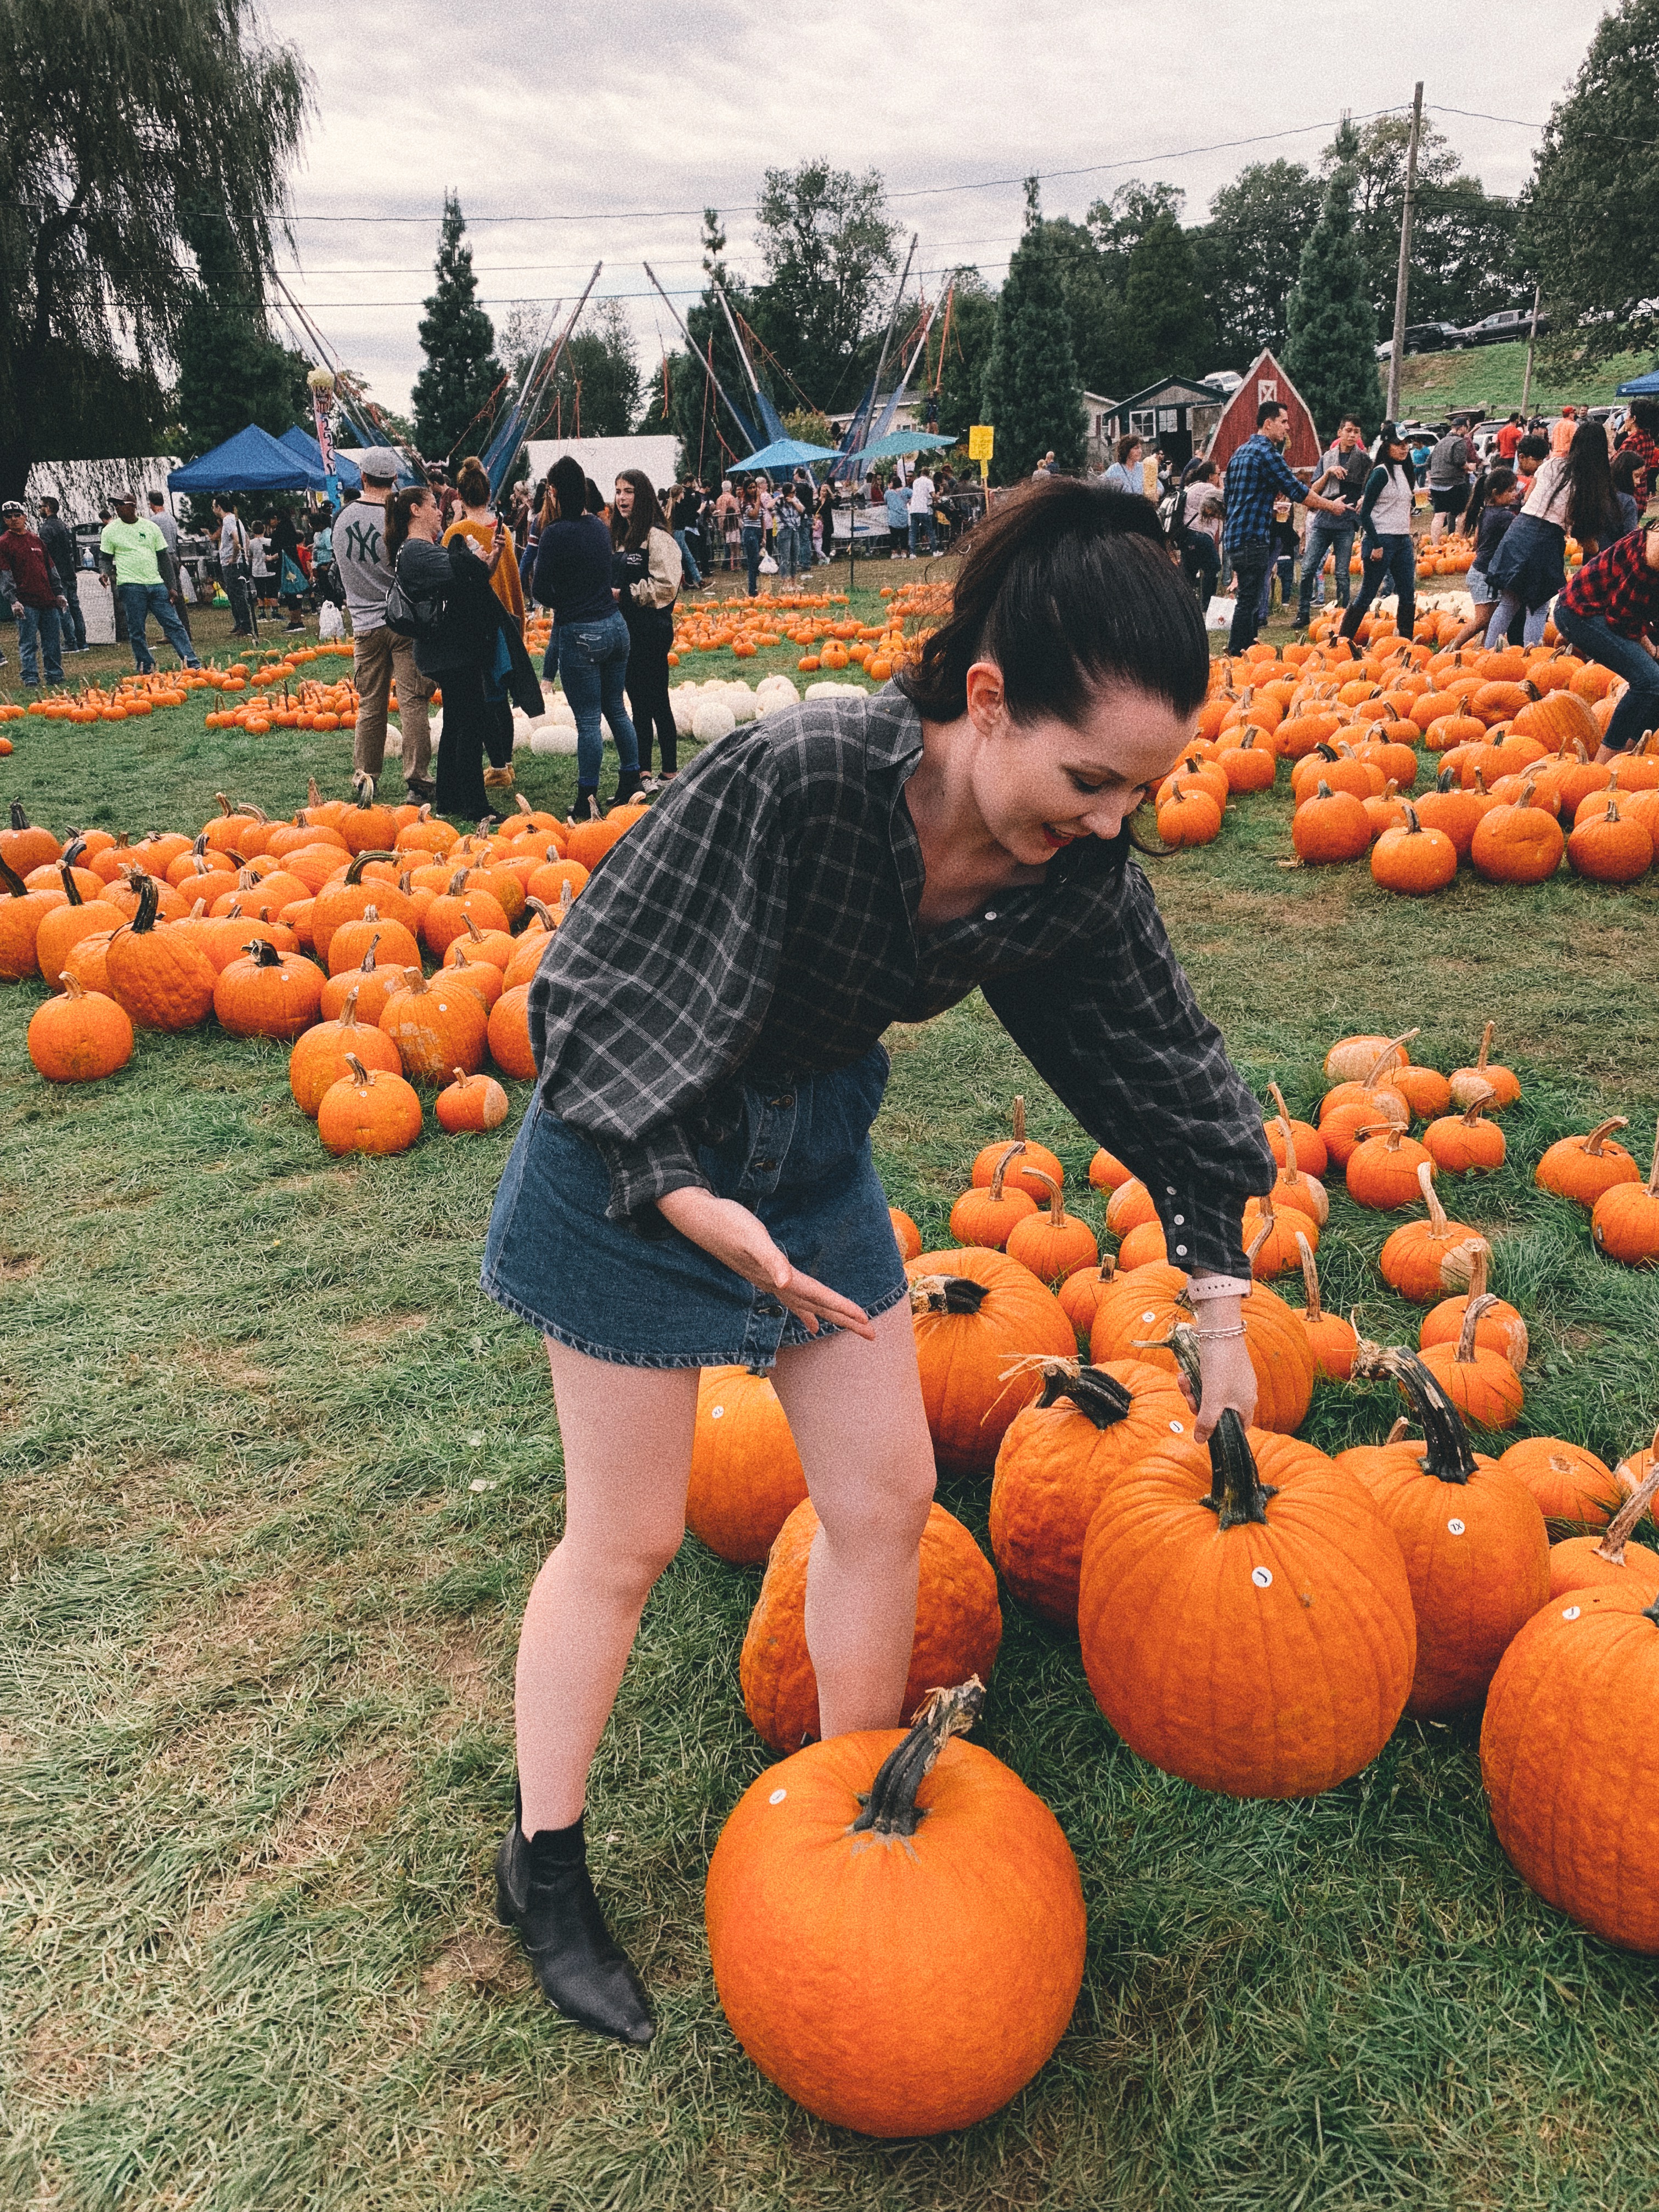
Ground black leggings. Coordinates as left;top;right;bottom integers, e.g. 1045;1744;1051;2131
625;623;676;775
435;661;492;822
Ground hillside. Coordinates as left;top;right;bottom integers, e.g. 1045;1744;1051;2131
1396;339;1652;420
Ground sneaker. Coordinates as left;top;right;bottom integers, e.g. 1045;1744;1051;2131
636;775;661;795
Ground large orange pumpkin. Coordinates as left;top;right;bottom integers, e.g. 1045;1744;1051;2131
103;876;217;1031
1544;1464;1659;1602
949;1141;1037;1250
1344;1343;1548;1716
1481;1584;1659;1951
968;1094;1064;1201
1535;1116;1642;1207
1087;1263;1316;1435
1497;1435;1621;1530
288;985;404;1115
705;1682;1085;2135
1417;1295;1525;1427
906;1249;1074;1472
1076;1403;1415;1797
378;968;487;1081
26;974;134;1082
1378;1160;1490;1301
989;1357;1202;1628
1590;1130;1659;1266
740;1498;1002;1752
686;1365;808;1565
213;938;325;1040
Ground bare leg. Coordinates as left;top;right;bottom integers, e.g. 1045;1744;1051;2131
515;1341;699;1832
770;1299;936;1739
1447;603;1497;652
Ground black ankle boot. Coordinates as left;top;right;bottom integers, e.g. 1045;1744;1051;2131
611;771;646;806
567;790;601;825
495;1795;654;2046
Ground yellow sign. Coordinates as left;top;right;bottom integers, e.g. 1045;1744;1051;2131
968;424;994;461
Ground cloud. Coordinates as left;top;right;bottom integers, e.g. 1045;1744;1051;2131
261;0;1609;410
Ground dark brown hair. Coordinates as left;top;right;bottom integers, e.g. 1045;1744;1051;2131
382;484;433;561
896;477;1208;729
549;455;587;522
455;455;492;508
612;469;666;550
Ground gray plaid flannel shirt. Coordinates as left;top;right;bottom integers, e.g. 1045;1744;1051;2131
527;687;1273;1277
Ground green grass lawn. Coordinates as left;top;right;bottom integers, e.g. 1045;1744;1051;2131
4;611;1659;2211
1397;338;1652;420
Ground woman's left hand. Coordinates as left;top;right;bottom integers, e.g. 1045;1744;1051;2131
1176;1297;1258;1440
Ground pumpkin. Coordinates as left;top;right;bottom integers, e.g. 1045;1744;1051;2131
439;943;504;1012
317;935;403;1025
1346;1124;1434;1210
1086;1262;1314;1435
990;1357;1202;1628
1291;780;1371;863
1319;1029;1418;1125
969;1095;1064;1201
1004;1169;1098;1285
1345;1343;1548;1717
1448;1020;1520;1110
420;866;510;957
200;791;262;856
379;968;487;1082
741;1499;1002;1753
1323;1032;1407;1084
564;802;647;872
1076;1389;1415;1798
0;853;64;983
950;1142;1037;1251
289;985;403;1114
338;780;399;855
705;1681;1086;2136
486;983;537;1080
1370;800;1458;894
213;936;325;1041
1088;1146;1135;1192
26;973;134;1082
1156;781;1223;847
1417;1294;1525;1427
1115;1217;1167;1269
1568;791;1653;882
1498;1436;1621;1533
1291;1230;1356;1379
317;1052;423;1157
326;902;422;977
34;867;126;989
308;849;414;966
1;801;60;876
1377;1163;1488;1301
1535;1116;1641;1206
59;926;119;996
1057;1257;1119;1347
1480;1583;1659;1952
686;1365;809;1565
1470;787;1564;882
1590;1128;1659;1266
103;876;217;1031
1423;1089;1506;1176
1418;1242;1528;1369
888;1206;922;1261
1263;1097;1329;1224
1104;1178;1158;1237
906;1249;1075;1474
1265;1081;1328;1177
435;1066;510;1133
1413;764;1488;856
1386;1059;1453;1120
1240;1188;1312;1280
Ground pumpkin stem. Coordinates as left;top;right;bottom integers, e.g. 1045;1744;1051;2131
516;793;533;816
1582;1116;1629;1159
60;864;84;906
849;1678;985;1839
345;849;395;884
1245;1195;1276;1267
0;854;27;898
988;1141;1025;1204
908;1273;988;1317
1591;1462;1659;1569
1473;1020;1494;1074
1268;1081;1298;1178
1026;1167;1065;1227
1444;1239;1489;1297
1456;1293;1498;1364
1295;1230;1324;1321
214;791;235;817
338;985;360;1026
1399;799;1423;833
129;874;160;933
344;1051;372;1092
526;897;555;927
1460;1086;1495;1126
1349;1343;1480;1483
1202;1409;1278;1530
1417;1159;1448;1232
465;912;484;943
1363;1027;1421;1086
1646;1126;1659;1201
560;880;573;917
1034;1361;1134;1427
1010;1095;1028;1146
243;938;281;968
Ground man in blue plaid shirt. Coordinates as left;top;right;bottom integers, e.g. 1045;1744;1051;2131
1223;400;1348;652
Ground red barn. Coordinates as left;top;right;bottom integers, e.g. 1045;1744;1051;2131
1205;350;1323;476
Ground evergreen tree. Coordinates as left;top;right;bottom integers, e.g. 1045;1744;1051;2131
665;210;764;481
412;193;503;463
1117;211;1214;391
174;200;309;454
1285;125;1383;442
980;182;1085;483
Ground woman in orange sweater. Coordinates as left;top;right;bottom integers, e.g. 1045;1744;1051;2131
445;456;526;798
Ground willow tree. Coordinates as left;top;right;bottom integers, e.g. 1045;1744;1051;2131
0;0;310;500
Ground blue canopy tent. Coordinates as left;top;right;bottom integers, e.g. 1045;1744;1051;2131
730;436;841;475
1615;368;1659;397
278;426;362;494
855;429;958;461
168;424;330;496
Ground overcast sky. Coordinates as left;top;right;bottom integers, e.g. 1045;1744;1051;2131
261;0;1610;414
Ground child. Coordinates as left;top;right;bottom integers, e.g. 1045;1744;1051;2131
1447;466;1521;651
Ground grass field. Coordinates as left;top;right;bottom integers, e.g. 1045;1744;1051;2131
1396;338;1652;421
5;583;1659;2210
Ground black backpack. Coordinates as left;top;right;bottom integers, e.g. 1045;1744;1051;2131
385;563;449;641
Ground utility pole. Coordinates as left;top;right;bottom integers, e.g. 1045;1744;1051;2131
1386;83;1424;424
1520;282;1543;418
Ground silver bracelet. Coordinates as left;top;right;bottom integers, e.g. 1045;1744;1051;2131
1193;1323;1248;1341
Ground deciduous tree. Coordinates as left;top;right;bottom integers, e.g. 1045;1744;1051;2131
1194;162;1324;370
174;200;309;455
751;161;900;410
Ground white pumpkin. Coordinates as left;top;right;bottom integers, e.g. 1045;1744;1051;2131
691;699;738;746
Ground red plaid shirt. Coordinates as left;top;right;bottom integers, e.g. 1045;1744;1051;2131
1559;527;1659;640
1618;424;1659;504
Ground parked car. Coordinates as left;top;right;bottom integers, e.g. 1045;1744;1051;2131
1460;306;1550;347
1201;368;1243;396
1375;322;1466;363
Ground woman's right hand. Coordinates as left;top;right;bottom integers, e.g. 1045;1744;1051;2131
1368;543;1385;562
657;1187;877;1340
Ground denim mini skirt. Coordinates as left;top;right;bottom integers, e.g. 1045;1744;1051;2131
479;1043;910;1369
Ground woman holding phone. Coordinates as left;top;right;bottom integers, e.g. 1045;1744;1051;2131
482;479;1274;2048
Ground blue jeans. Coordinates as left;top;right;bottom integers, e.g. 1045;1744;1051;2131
742;525;763;595
1484;594;1549;650
673;529;703;586
1226;540;1274;652
1553;603;1659;752
908;510;936;556
15;603;64;685
1296;516;1357;621
117;581;200;673
555;610;640;789
1340;533;1415;644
